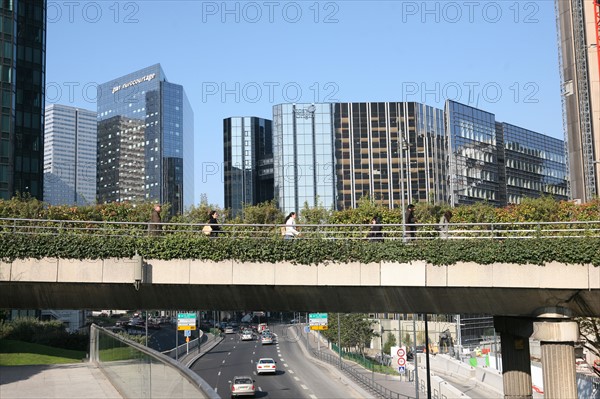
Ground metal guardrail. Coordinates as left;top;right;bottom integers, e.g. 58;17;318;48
311;349;413;399
1;217;599;240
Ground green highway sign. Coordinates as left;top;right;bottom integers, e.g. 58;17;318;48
309;313;328;330
177;313;196;331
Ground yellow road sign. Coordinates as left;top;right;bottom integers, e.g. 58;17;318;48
177;325;196;331
310;325;328;330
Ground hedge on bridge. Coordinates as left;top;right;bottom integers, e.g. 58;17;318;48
0;232;598;266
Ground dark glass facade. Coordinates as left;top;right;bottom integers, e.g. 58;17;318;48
97;64;193;215
224;117;273;217
445;100;500;206
334;102;446;209
0;0;46;200
498;123;569;203
257;100;569;215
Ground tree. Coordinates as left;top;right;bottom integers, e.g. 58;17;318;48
576;317;600;359
383;332;397;356
321;313;378;355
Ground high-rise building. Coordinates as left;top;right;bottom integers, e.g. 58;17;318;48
0;0;46;200
268;101;567;213
334;102;446;210
556;0;600;202
498;122;569;204
272;102;447;214
43;104;96;205
223;117;273;217
97;64;194;215
445;100;501;206
272;103;336;214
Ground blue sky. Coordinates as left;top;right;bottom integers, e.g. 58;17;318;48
46;1;563;207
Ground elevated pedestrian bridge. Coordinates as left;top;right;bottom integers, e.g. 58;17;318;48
1;217;599;399
0;218;598;316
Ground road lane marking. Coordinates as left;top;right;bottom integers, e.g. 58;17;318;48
284;363;288;367
310;395;318;399
218;371;221;376
294;376;300;381
222;360;225;364
258;387;263;391
228;352;231;355
288;370;294;374
301;384;308;390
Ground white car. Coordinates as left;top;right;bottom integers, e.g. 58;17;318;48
229;375;255;397
261;334;273;345
256;357;277;374
224;326;235;334
241;330;253;341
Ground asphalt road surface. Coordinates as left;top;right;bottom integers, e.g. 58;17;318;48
191;324;368;398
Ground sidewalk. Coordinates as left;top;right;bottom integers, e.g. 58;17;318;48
0;332;223;399
0;363;122;399
301;327;416;398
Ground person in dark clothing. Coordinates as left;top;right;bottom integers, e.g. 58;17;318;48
367;216;383;242
208;210;222;238
149;204;162;236
405;204;417;240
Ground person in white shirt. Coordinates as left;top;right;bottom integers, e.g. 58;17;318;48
284;212;300;240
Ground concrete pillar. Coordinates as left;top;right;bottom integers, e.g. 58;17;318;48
532;319;579;398
494;316;533;399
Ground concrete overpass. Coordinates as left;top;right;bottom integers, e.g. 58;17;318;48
1;256;598;399
0;256;598;316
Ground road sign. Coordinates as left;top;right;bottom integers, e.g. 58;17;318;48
397;358;406;366
184;330;191;337
177;313;196;331
398;366;406;374
397;348;406;357
309;313;328;330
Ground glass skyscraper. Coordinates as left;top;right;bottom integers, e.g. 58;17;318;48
498;123;569;204
253;100;569;215
44;104;96;205
334;102;446;210
272;103;336;214
224;116;273;217
445;100;500;206
97;64;193;215
0;0;46;200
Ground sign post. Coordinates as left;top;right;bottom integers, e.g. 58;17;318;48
177;313;196;360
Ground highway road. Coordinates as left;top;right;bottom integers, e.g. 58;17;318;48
191;324;368;398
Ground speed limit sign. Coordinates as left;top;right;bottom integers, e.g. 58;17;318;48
397;358;406;366
397;348;406;357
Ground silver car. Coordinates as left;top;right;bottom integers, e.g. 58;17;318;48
229;376;255;397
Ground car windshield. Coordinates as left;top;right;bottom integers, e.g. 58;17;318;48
235;377;252;384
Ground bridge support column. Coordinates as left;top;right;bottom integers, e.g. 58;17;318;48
494;316;533;399
532;314;579;399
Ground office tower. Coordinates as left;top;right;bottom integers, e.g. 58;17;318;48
267;101;568;214
272;103;336;214
445;100;501;206
43;105;97;205
0;0;46;200
498;123;569;204
97;64;194;215
556;0;600;202
223;117;273;217
334;102;447;210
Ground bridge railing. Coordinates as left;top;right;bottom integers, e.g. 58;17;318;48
89;324;219;399
1;217;599;240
